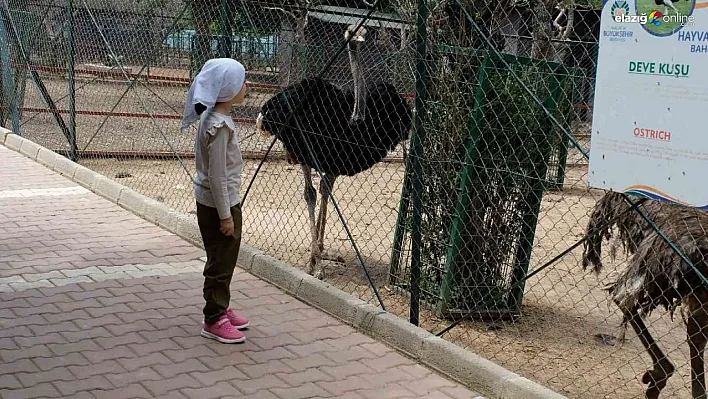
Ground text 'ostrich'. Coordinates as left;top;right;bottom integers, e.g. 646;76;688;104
583;191;708;399
255;24;412;279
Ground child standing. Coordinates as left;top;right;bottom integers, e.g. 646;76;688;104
180;58;250;344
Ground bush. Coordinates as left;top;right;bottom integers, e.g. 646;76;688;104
391;46;573;319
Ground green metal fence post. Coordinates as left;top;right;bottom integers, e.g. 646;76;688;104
1;4;71;145
66;0;77;162
551;66;577;190
9;6;41;123
218;0;231;58
408;0;429;327
506;65;565;311
435;52;494;318
0;7;20;135
388;163;411;284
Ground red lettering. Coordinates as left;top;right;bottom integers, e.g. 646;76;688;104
632;128;671;141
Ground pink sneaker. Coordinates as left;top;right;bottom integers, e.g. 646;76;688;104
201;315;245;344
226;308;250;330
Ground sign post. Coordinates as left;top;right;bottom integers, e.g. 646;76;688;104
589;0;708;209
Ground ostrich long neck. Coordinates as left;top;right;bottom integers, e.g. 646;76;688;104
348;40;365;122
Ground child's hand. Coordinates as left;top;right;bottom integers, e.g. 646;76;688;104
220;217;235;236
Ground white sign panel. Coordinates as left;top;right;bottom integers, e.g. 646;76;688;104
589;0;708;209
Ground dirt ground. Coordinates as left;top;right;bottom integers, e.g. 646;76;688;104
10;73;698;399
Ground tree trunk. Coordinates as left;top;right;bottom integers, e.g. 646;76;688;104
190;0;216;75
532;0;554;60
278;17;295;86
293;12;308;80
272;3;309;85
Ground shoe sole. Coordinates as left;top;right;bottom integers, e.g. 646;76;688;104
202;319;250;330
200;329;246;344
235;321;249;330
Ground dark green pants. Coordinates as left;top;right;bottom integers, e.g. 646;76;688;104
196;201;242;325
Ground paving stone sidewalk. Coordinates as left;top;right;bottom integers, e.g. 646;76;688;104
0;144;484;399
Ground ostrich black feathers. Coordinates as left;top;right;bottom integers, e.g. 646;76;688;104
258;78;411;177
255;23;412;280
257;77;351;174
347;81;412;173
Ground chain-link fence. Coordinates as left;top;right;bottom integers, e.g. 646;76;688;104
5;0;708;398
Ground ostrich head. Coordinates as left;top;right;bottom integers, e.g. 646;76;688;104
345;24;367;123
255;112;270;137
344;24;367;42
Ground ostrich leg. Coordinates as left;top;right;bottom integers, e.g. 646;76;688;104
624;308;675;399
317;173;337;252
312;173;338;279
687;295;708;399
302;165;319;275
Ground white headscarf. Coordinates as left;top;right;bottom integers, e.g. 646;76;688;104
180;58;246;132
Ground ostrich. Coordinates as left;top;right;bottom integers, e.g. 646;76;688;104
655;0;680;18
583;191;708;398
255;24;412;279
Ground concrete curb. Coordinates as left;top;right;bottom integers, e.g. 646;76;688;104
0;132;567;399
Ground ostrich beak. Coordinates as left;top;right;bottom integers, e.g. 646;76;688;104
345;25;367;42
255;112;271;137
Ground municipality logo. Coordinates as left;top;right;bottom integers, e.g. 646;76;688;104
611;0;630;19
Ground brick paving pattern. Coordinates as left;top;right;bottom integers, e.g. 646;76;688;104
0;144;485;398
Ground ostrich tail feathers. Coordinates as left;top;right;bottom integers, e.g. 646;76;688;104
582;246;603;275
582;191;636;275
582;198;611;274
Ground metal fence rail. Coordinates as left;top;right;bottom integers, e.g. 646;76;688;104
5;1;708;398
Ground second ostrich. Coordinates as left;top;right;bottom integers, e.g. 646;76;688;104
255;25;412;279
583;191;708;398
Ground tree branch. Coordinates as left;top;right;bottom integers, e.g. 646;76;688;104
553;8;564;33
562;2;575;40
263;6;299;21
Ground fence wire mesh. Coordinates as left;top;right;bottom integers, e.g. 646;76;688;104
4;0;708;398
